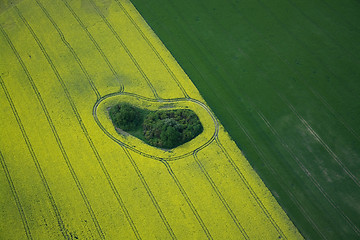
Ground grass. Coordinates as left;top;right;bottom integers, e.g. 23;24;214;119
131;0;360;239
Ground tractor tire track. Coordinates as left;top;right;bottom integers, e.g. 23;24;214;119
93;92;218;160
114;0;189;99
161;160;213;239
279;94;360;188
215;137;288;240
34;0;101;100
0;121;32;240
123;148;176;240
225;105;326;239
0;57;68;239
13;7;106;239
86;0;159;99
60;0;124;93
256;109;360;236
193;151;249;240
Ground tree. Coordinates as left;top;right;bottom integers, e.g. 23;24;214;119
109;103;143;131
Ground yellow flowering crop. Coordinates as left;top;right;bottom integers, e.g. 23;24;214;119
0;0;302;239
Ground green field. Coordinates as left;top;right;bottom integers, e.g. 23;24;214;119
131;0;360;239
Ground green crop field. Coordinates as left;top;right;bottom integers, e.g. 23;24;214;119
131;0;360;239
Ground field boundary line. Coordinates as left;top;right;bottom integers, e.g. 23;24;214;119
114;0;189;99
256;108;360;236
0;135;32;239
87;0;159;99
227;106;325;239
0;23;70;240
60;0;124;93
193;151;249;240
161;161;213;239
177;54;288;238
11;7;107;239
214;138;288;239
162;7;325;236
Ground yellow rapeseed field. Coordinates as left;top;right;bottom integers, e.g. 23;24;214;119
0;0;303;239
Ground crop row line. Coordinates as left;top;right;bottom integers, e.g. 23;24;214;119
30;0;181;238
230;106;326;239
193;151;250;239
0;82;32;240
60;0;124;94
34;0;101;100
87;0;159;100
13;6;107;239
182;50;289;238
3;0;296;239
0;23;70;240
161;160;213;239
256;108;360;236
257;0;360;188
113;0;189;99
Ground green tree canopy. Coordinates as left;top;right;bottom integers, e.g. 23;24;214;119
109;104;203;149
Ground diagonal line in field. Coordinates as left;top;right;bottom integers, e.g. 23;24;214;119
0;95;32;240
0;152;32;240
0;23;70;240
34;0;101;100
279;94;360;189
40;1;178;237
85;0;159;100
59;0;124;93
255;107;360;236
256;0;360;144
10;7;106;239
226;105;326;239
13;4;150;239
123;149;177;240
233;2;360;144
114;0;189;99
161;161;213;239
215;137;288;240
193;151;250;240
